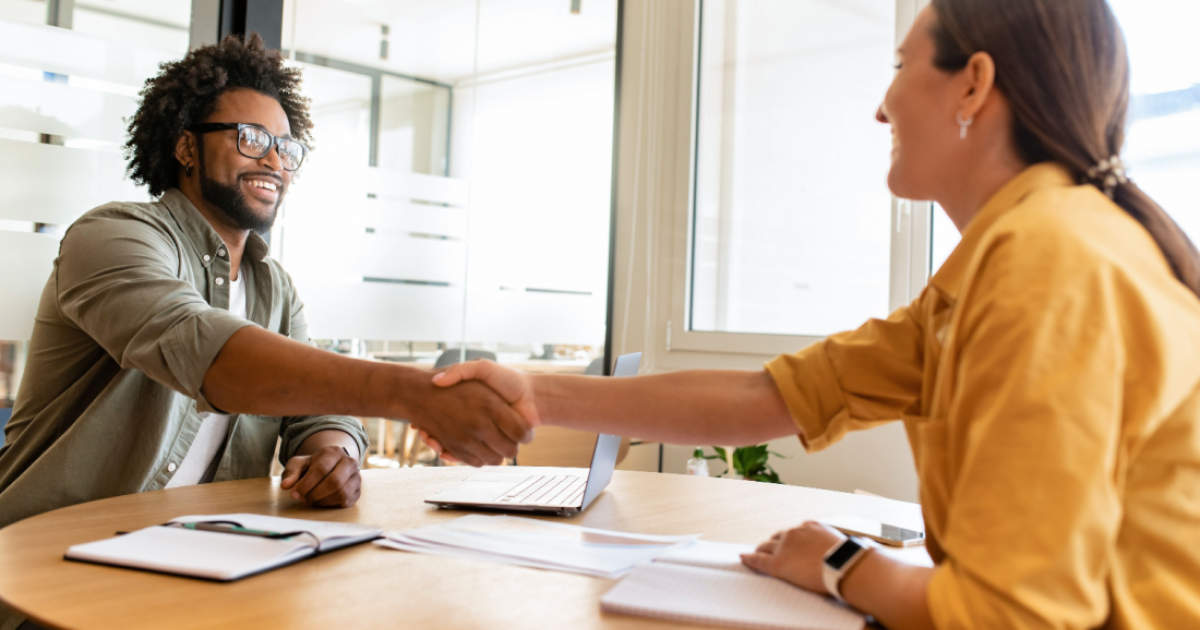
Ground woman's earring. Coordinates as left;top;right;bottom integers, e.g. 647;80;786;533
956;113;974;140
185;164;193;177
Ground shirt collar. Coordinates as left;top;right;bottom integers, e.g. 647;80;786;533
928;162;1076;301
160;188;271;264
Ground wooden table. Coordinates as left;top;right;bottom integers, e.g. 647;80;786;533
0;468;926;630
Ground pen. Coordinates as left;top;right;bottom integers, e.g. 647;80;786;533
177;522;295;539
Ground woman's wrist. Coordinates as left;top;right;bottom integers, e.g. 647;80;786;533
838;550;936;630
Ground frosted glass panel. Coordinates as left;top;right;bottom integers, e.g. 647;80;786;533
460;57;615;344
690;0;895;337
0;231;59;340
0;139;144;225
0;19;176;88
295;280;464;342
0;74;137;143
364;201;469;240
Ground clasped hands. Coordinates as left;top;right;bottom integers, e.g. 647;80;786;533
423;360;855;599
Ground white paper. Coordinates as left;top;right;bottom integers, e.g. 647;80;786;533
654;539;758;574
377;515;697;578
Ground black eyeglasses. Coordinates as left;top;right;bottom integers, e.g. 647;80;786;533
189;122;308;171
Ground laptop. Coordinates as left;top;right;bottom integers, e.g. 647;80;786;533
424;352;641;516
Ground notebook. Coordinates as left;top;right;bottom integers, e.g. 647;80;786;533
601;562;865;630
65;513;382;581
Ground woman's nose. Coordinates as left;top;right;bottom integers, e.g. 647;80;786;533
876;103;889;124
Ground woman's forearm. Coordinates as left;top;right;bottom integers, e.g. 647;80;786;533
531;369;798;445
841;552;936;630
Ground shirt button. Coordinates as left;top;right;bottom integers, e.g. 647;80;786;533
216;277;225;286
203;254;211;262
167;462;177;473
218;248;227;257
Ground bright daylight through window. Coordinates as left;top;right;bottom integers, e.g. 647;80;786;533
690;0;896;337
932;0;1200;274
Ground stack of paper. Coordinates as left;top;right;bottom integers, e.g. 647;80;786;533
374;514;697;578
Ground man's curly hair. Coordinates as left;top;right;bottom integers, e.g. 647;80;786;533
124;33;313;197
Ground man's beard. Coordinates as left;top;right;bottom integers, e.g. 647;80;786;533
197;141;281;233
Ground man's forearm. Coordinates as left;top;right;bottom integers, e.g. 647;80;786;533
202;326;429;420
531;369;798;445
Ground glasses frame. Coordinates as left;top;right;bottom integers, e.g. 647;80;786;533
188;122;308;171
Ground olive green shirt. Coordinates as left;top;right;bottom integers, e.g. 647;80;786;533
0;188;368;533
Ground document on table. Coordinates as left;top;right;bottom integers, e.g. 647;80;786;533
602;562;865;630
374;514;698;578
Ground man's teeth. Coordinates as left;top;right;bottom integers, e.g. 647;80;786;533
247;180;277;191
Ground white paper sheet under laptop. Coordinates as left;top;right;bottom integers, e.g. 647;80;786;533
425;352;641;516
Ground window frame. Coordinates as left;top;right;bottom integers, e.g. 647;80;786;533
611;0;934;371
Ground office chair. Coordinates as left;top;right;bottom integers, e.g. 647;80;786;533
434;348;498;370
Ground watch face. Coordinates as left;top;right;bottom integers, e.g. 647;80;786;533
825;539;864;569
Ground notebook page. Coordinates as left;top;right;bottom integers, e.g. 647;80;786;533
601;563;864;630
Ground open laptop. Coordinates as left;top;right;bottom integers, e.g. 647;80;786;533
424;352;641;516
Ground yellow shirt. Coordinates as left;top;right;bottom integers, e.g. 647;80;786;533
767;163;1200;629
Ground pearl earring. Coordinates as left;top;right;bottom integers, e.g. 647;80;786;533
956;113;974;140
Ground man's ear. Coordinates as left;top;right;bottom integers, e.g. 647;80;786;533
959;51;997;122
174;131;197;174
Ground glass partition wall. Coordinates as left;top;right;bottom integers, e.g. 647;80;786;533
280;0;619;467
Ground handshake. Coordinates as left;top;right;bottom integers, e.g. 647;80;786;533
410;361;542;467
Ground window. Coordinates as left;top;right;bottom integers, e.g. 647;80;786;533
690;0;897;338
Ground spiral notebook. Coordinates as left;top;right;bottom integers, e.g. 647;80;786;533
65;513;382;581
600;562;865;630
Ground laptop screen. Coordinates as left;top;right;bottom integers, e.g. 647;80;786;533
579;352;641;510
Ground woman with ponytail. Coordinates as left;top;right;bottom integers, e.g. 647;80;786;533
433;1;1200;627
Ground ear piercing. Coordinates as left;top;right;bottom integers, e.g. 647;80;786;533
956;113;974;140
185;164;193;176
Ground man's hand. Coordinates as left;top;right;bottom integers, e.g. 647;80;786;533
432;360;541;426
740;521;845;593
280;445;362;508
409;378;535;467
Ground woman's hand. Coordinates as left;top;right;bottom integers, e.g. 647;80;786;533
426;360;541;461
740;521;846;594
432;360;542;427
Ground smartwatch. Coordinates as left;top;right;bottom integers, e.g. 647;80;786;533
821;534;873;602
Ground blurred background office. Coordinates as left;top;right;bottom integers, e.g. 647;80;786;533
0;0;1195;502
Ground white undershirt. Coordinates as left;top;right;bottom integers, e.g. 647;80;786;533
165;272;246;488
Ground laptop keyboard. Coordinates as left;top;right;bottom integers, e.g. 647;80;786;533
496;474;587;507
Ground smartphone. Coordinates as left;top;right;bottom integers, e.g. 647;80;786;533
818;515;926;547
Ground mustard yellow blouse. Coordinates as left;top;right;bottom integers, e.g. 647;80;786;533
767;163;1200;629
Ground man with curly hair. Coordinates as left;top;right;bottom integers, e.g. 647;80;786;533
0;35;530;611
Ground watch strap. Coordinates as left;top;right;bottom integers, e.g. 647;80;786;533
821;535;872;602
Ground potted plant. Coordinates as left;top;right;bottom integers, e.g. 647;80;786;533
691;445;787;483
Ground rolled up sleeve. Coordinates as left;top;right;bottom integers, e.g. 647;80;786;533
928;233;1122;629
766;301;927;452
55;209;256;411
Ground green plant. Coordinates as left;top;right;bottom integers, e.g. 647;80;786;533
692;445;788;484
